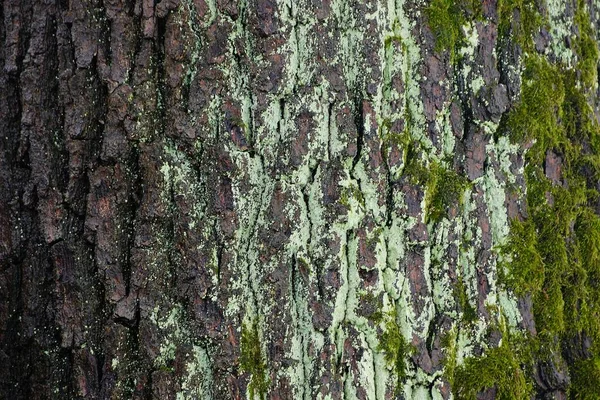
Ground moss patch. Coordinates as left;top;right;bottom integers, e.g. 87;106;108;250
441;328;458;386
425;0;481;61
377;310;412;391
572;0;599;90
496;0;541;50
425;162;470;223
499;219;544;296
506;56;567;160
570;356;600;399
396;133;470;223
240;321;269;400
502;55;600;338
455;276;478;325
452;332;533;399
497;1;600;395
450;1;600;396
401;138;430;186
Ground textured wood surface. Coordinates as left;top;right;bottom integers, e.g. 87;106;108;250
1;0;600;398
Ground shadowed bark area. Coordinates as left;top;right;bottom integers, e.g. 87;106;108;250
1;0;600;399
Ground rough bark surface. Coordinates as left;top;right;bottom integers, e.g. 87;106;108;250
1;0;600;399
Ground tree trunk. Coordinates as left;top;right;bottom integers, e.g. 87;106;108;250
1;0;600;398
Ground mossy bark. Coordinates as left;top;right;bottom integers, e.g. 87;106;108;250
1;0;600;399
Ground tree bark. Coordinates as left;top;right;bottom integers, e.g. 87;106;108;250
1;0;600;398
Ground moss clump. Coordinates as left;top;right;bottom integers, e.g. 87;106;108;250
402;140;430;186
570;356;600;399
425;0;481;61
240;321;269;400
425;162;470;223
572;0;599;90
340;183;365;210
377;310;412;391
506;56;566;160
567;208;600;340
498;1;600;394
452;331;533;399
381;126;409;152
441;329;458;385
379;124;426;182
497;0;541;50
433;0;600;396
499;219;544;295
502;53;600;338
563;74;600;161
397;134;469;223
455;276;478;325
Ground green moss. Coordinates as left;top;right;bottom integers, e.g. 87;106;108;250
377;309;412;391
570;356;600;399
502;51;600;336
441;328;458;386
568;208;600;338
572;0;599;90
497;4;600;395
402;141;430;186
425;0;481;62
425;162;470;223
425;0;463;60
507;55;566;160
500;219;544;295
563;71;600;162
384;34;404;52
240;321;269;400
452;331;533;399
497;0;541;51
381;126;409;150
575;209;600;290
340;183;365;209
396;135;469;223
455;276;478;325
395;131;471;225
402;155;428;189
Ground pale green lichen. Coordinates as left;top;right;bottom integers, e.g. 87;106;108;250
435;107;457;159
331;0;367;91
161;142;207;228
176;345;214;400
150;305;185;369
546;0;575;66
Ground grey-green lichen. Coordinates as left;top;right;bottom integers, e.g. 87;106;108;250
149;304;215;399
177;345;215;400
